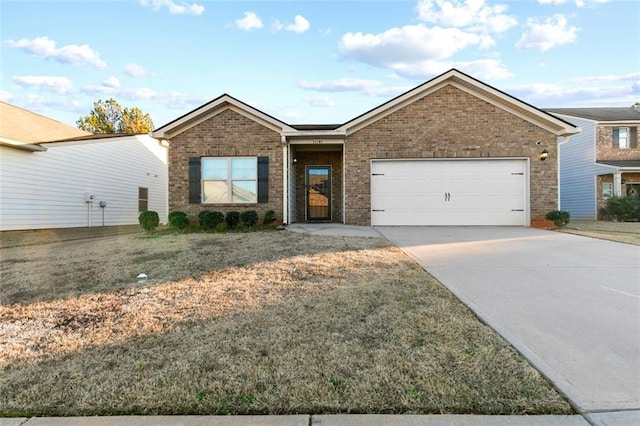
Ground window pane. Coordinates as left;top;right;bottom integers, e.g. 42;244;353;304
619;128;629;148
231;158;256;179
232;180;257;203
202;158;227;179
602;183;612;198
139;187;148;199
203;181;229;203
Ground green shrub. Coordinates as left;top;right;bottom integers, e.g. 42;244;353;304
545;210;571;228
240;210;258;227
263;210;277;225
138;210;160;232
603;195;640;222
199;210;224;231
225;211;240;228
169;211;189;230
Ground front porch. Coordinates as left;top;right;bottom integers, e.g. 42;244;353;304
597;166;640;219
287;142;344;224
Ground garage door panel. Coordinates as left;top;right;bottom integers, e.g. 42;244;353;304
371;159;527;226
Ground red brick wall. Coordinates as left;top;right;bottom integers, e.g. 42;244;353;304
168;109;283;225
344;85;559;225
596;125;640;161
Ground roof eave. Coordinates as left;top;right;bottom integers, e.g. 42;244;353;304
0;138;47;152
336;68;578;137
152;94;295;139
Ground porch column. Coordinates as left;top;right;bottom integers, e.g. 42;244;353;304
282;138;289;225
613;172;623;196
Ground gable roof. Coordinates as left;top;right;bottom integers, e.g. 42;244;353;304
337;69;578;136
0;101;91;144
153;94;295;139
545;107;640;122
153;69;579;140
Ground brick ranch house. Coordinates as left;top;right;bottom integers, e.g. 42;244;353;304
153;69;578;227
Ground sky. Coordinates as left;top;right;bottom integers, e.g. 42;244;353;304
1;0;639;130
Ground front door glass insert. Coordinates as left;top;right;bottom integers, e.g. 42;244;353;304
307;166;331;221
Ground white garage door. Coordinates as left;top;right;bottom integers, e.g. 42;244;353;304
371;159;528;226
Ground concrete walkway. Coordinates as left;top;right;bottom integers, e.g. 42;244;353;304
286;222;383;238
377;227;640;421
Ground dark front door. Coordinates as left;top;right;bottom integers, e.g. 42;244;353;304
306;166;331;221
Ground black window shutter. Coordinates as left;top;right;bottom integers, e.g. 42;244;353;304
630;127;638;148
612;127;620;148
188;157;201;204
257;156;268;203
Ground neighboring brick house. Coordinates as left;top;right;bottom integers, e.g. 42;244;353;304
545;107;640;220
153;69;577;226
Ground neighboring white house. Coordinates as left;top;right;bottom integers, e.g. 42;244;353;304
0;101;168;231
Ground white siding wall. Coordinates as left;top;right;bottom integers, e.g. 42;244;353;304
0;135;168;231
557;116;612;219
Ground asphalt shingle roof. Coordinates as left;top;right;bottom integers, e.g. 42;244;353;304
0;101;91;143
544;107;640;122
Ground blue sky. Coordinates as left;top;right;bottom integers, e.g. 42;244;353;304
1;0;639;129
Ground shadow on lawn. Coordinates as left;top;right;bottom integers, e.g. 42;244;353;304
0;260;574;417
0;231;390;306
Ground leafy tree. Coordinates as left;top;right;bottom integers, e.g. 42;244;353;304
77;98;154;134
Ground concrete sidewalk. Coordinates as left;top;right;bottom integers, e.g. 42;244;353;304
0;413;606;425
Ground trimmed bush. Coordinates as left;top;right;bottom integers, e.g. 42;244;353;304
603;195;640;222
199;210;225;231
263;210;277;225
240;210;258;227
545;210;571;228
225;211;240;228
168;211;189;230
138;210;160;232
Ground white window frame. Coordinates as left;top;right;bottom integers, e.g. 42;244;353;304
602;182;613;199
202;157;257;204
617;127;629;149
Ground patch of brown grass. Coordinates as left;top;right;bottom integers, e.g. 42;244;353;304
558;229;640;246
0;232;572;416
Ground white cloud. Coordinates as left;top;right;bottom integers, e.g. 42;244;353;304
417;0;517;34
570;73;640;83
391;58;513;81
538;0;609;7
516;14;578;51
298;78;383;92
139;0;204;15
235;12;263;31
510;81;638;106
339;24;484;67
82;84;158;101
304;96;335;107
124;63;155;77
3;36;106;69
0;90;13;102
11;76;74;93
103;76;121;88
163;91;210;110
287;15;310;34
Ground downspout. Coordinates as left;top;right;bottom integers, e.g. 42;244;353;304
282;135;288;225
557;134;572;210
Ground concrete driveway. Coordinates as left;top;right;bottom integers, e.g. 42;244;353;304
377;226;640;415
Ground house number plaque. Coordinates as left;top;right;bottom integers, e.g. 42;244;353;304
312;140;323;144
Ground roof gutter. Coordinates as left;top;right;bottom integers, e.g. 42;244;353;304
0;138;47;152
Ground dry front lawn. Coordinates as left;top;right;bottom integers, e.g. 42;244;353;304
0;231;572;416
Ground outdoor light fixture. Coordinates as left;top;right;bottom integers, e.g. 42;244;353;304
540;149;549;161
